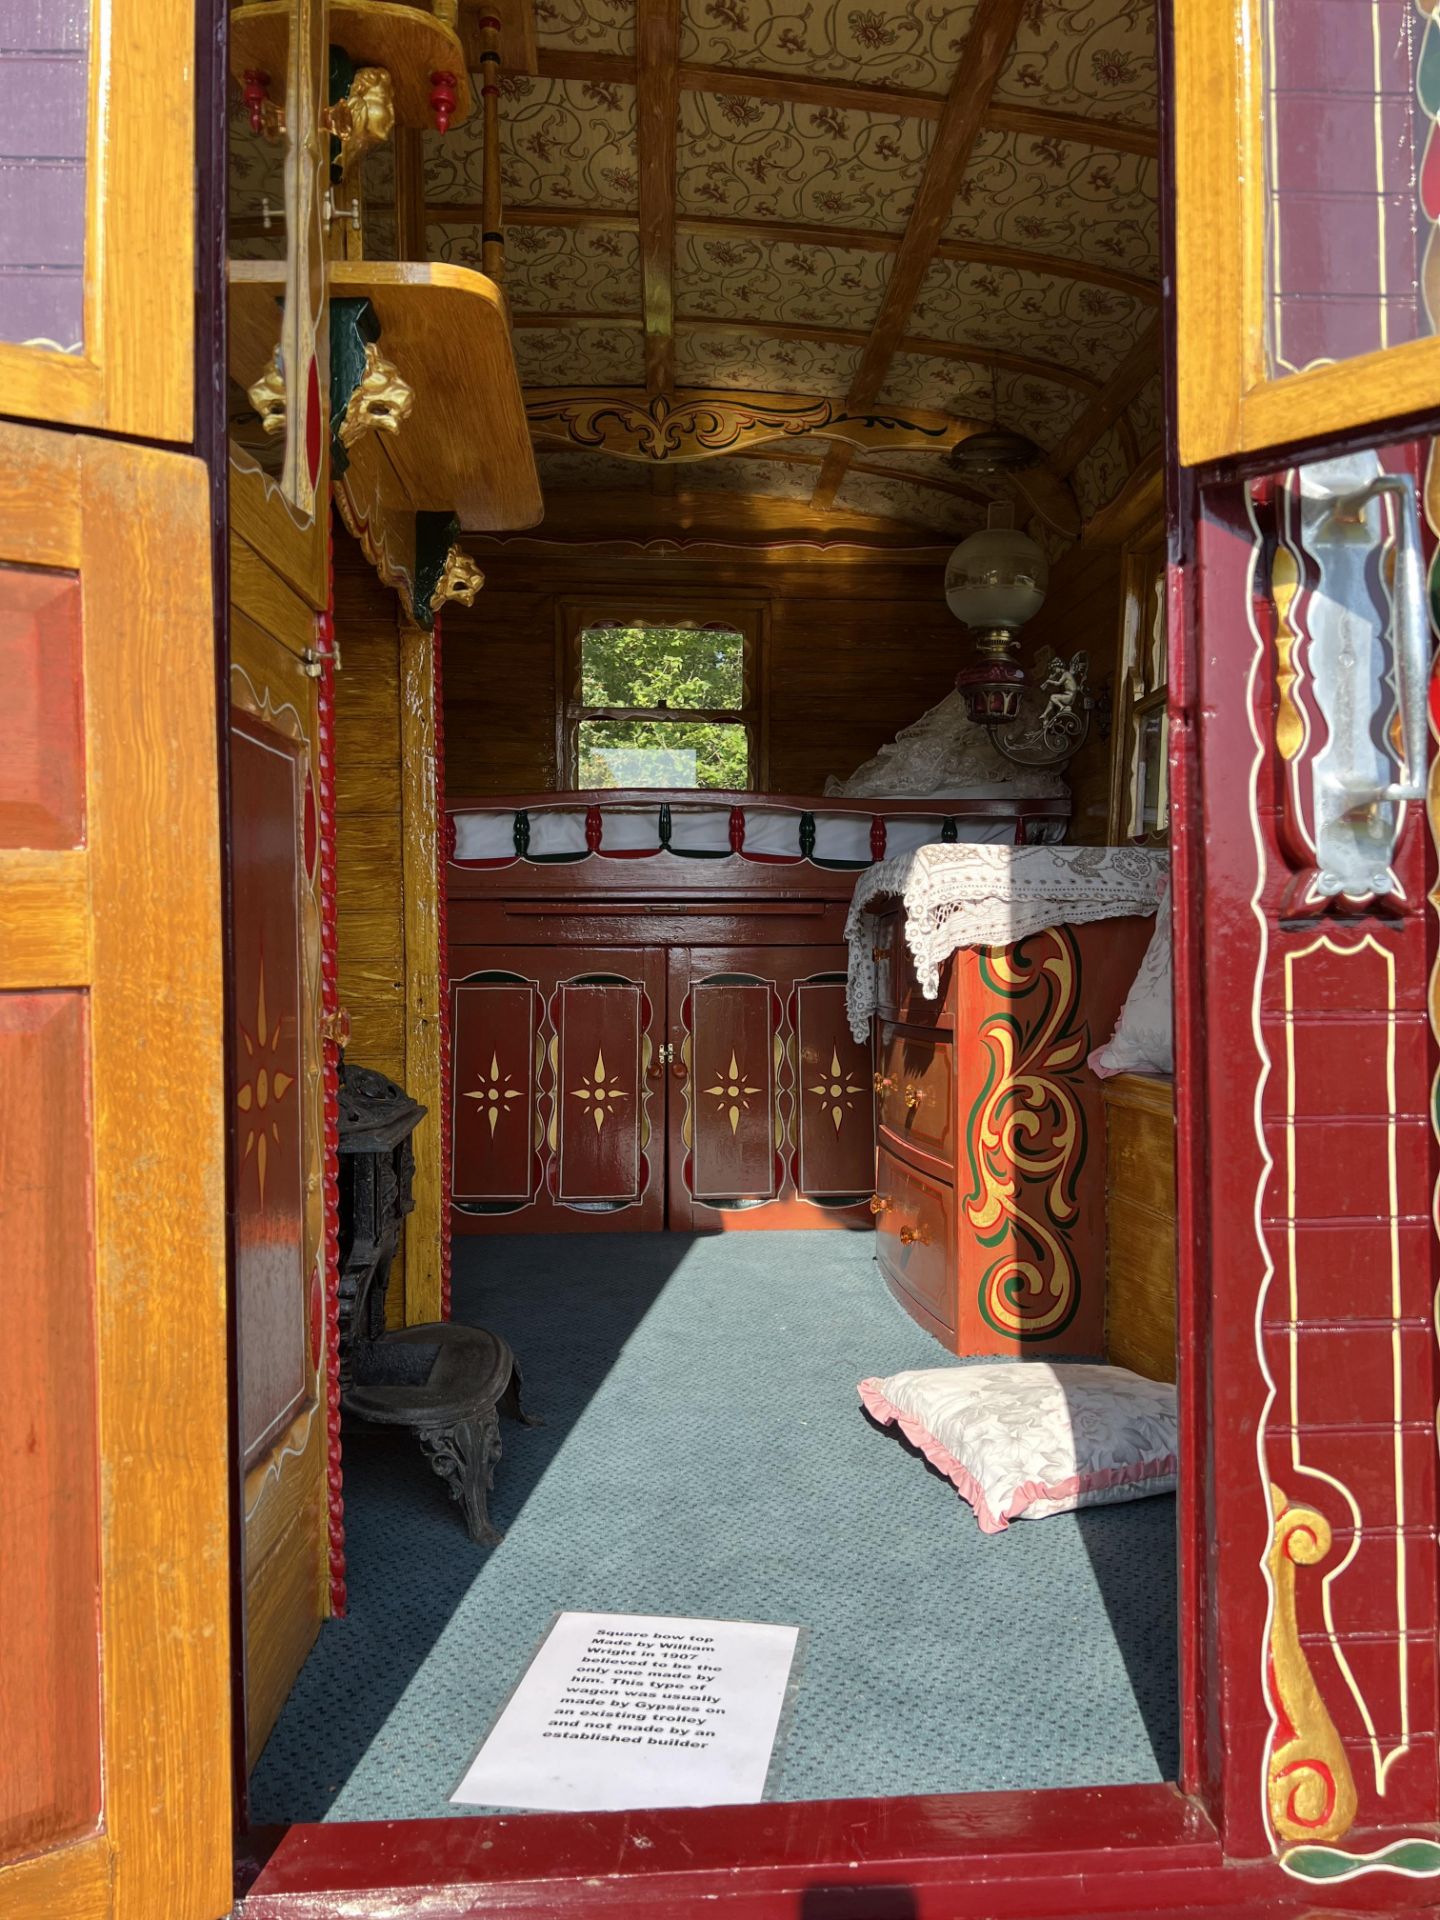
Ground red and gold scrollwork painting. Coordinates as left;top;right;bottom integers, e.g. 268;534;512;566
1242;469;1440;1886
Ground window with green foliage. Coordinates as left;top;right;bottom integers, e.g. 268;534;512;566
564;615;757;791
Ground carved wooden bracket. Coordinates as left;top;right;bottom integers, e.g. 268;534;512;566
323;52;395;178
330;297;414;474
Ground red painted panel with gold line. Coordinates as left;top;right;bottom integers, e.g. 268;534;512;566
452;978;540;1205
0;990;100;1860
793;977;875;1199
230;712;308;1467
1188;449;1440;1872
0;568;84;850
555;981;645;1205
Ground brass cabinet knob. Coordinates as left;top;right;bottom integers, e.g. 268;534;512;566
903;1082;923;1109
898;1221;931;1247
872;1071;895;1093
871;944;888;964
868;1194;890;1216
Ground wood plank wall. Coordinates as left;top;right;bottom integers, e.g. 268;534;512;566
443;541;1125;811
442;549;970;795
1021;541;1124;844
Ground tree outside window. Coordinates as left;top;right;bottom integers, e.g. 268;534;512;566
562;609;760;791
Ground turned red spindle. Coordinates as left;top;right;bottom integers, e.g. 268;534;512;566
585;804;603;853
242;68;271;134
870;816;887;862
728;805;745;854
429;69;459;133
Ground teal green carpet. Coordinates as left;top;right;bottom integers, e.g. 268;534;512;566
250;1232;1176;1821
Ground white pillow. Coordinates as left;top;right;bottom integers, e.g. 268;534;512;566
1089;874;1172;1078
858;1362;1177;1533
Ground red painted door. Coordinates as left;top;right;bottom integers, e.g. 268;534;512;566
1175;3;1440;1881
668;947;874;1230
451;947;667;1232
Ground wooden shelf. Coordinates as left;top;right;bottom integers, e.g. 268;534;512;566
331;262;542;532
229;0;472;129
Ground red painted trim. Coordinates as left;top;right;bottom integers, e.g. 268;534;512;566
433;614;454;1321
1165;513;1211;1813
317;525;347;1615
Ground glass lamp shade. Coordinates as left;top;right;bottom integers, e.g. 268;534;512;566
944;525;1049;635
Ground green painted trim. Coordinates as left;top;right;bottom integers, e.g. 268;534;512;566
413;509;460;631
1282;1838;1440;1883
328;296;379;480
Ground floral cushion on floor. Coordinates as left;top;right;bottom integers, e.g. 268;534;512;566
858;1362;1178;1533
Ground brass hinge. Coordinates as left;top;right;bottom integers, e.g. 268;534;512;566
657;1042;675;1064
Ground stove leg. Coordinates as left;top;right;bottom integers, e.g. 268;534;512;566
417;1411;503;1545
499;1356;541;1427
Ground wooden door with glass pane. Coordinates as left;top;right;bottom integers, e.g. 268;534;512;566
0;423;231;1920
1175;3;1440;1881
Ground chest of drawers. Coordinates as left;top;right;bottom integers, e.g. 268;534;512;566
869;906;1153;1356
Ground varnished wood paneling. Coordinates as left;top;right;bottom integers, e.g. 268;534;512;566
1103;1072;1176;1385
0;992;100;1861
81;438;232;1920
1022;541;1125;845
399;624;444;1322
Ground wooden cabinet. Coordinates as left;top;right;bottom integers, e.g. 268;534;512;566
870;907;1153;1357
449;926;875;1233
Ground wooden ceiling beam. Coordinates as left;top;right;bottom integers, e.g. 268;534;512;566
635;0;680;396
985;101;1156;158
811;0;1029;512
528;43;1158;158
510;308;1105;395
426;203;1158;302
1048;316;1162;479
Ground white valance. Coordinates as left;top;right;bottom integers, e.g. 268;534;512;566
845;844;1170;1039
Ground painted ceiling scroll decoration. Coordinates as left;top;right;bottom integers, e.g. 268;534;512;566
408;0;1164;533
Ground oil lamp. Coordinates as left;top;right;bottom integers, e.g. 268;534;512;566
945;504;1093;768
945;503;1048;726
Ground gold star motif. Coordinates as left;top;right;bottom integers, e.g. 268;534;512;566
464;1051;523;1137
571;1048;628;1133
810;1046;864;1133
705;1050;760;1136
236;957;295;1208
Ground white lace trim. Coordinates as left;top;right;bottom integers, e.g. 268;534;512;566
845;844;1170;1039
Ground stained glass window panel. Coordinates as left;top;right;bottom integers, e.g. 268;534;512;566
0;0;89;352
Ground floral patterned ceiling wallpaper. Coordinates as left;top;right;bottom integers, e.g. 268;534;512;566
407;0;1160;531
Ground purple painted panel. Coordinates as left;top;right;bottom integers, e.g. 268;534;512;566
0;0;89;353
1263;0;1431;375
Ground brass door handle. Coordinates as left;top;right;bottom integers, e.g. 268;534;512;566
868;1194;890;1216
903;1082;924;1109
899;1221;931;1247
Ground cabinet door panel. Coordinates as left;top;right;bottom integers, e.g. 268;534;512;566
670;946;874;1230
450;946;665;1232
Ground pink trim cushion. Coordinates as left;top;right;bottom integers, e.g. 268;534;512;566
858;1363;1178;1533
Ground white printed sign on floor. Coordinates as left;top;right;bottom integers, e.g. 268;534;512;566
451;1610;801;1812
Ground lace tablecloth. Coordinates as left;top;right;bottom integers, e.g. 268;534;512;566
845;844;1169;1039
